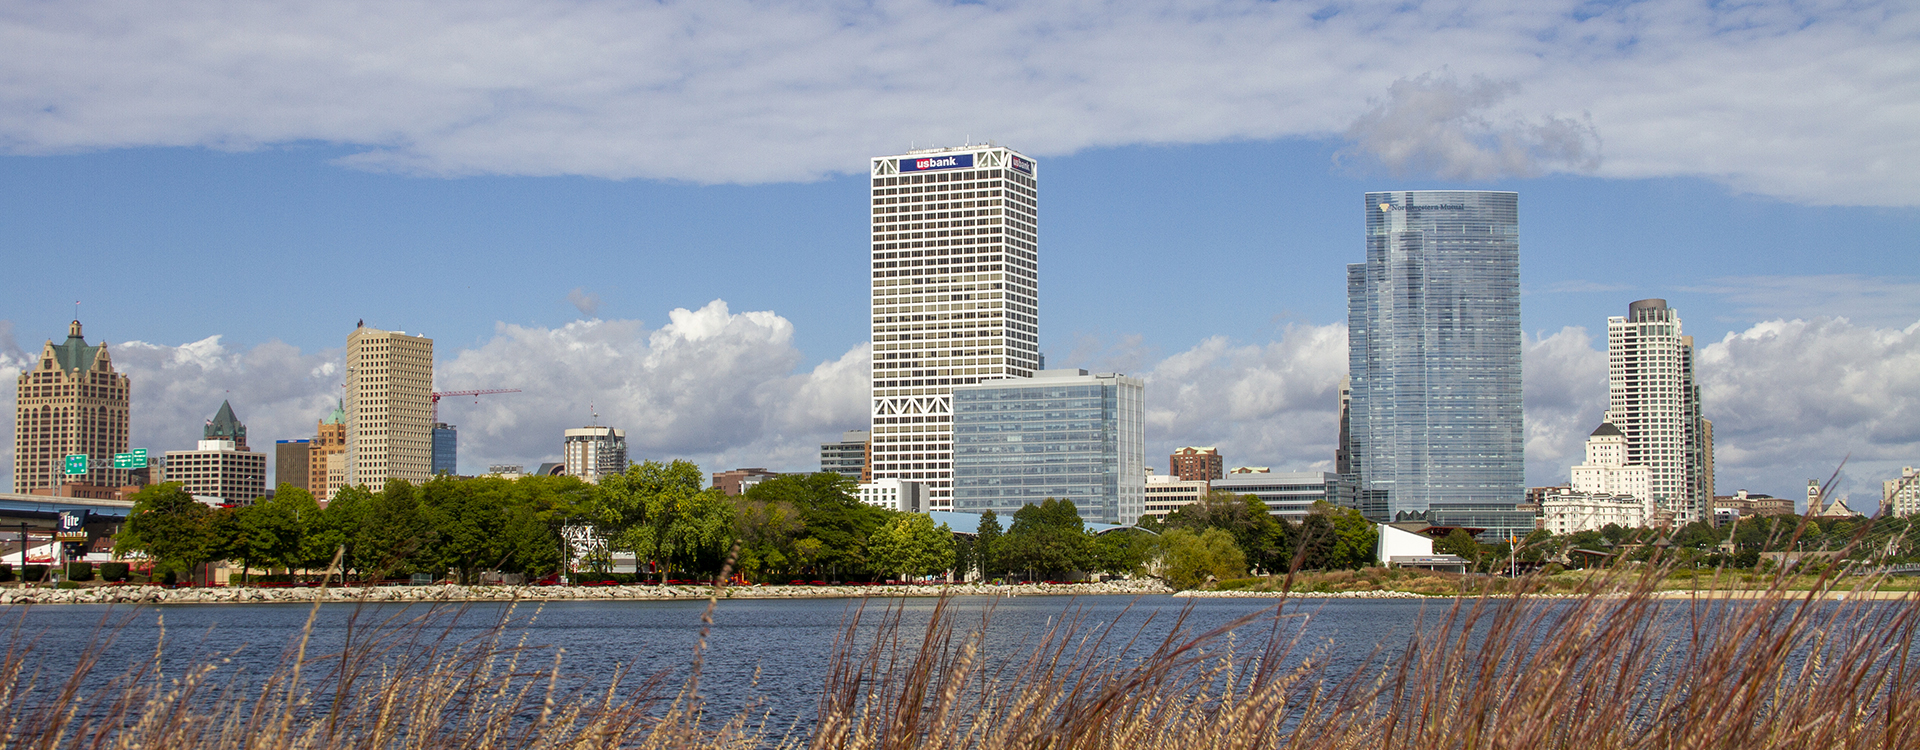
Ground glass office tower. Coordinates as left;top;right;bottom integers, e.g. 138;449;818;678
1346;191;1523;520
951;369;1145;525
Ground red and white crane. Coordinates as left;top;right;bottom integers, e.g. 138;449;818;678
430;388;521;422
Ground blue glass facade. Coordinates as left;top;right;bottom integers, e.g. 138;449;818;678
432;423;457;476
951;371;1144;525
1347;191;1523;520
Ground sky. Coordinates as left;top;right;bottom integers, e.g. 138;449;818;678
1;1;1916;511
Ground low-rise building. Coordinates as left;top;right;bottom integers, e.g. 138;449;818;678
713;468;780;496
1539;489;1648;535
1712;489;1795;520
821;430;872;480
1142;474;1209;521
857;478;925;513
1169;447;1223;481
1570;423;1651;504
1210;471;1359;521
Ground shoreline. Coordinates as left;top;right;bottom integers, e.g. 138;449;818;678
0;579;1174;606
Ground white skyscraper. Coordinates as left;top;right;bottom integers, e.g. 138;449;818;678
1605;299;1711;524
868;146;1040;510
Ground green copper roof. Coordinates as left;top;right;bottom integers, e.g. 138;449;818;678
325;399;346;425
205;400;246;441
50;320;101;373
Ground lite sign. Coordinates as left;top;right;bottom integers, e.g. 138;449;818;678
899;153;974;173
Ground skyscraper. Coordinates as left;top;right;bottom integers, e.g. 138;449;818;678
13;321;130;493
1346;191;1524;520
1605;299;1712;524
432;422;457;476
563;426;627;483
868;146;1040;510
310;401;346;501
165;401;267;506
345;325;435;489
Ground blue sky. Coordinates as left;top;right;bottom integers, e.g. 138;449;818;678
1;1;1916;509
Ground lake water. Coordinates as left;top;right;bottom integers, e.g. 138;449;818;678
2;595;1455;730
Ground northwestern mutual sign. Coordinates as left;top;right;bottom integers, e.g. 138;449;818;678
899;153;974;172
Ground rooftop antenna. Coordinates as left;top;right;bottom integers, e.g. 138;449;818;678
590;402;599;426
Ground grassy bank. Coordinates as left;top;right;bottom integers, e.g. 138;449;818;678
2;563;1916;748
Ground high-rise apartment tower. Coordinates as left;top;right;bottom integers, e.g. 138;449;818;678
1605;299;1712;524
563;426;627;483
1347;191;1524;520
345;325;435;489
868;146;1040;510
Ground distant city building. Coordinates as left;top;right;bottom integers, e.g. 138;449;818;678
712;468;780;496
432;422;457;476
1527;485;1571;506
275;439;311;491
857;478;926;513
868;145;1042;511
310;402;347;501
1335;376;1353;475
1169;447;1224;481
1807;479;1862;519
204;400;248;451
164;403;267;506
1228;466;1270;474
1142;474;1210;521
1399;503;1538;544
1569;423;1652;509
951;369;1145;525
1712;490;1794;521
345;325;435;488
820;430;872;480
13;320;131;493
1211;471;1360;522
1605;300;1713;524
1886;467;1920;518
1539;489;1648;535
1347;191;1524;522
563;426;628;483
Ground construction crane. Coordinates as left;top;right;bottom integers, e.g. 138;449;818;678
430;388;521;422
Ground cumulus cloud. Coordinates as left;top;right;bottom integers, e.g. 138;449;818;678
0;1;1912;204
1138;324;1349;473
1340;73;1600;180
0;301;868;488
566;288;601;317
1522;327;1609;485
1699;317;1920;512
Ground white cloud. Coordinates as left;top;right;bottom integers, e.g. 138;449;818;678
0;1;1912;205
0;301;869;488
1138;323;1349;473
1522;327;1609;486
1339;72;1600;180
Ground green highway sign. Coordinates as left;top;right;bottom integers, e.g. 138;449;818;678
113;453;140;469
64;454;88;475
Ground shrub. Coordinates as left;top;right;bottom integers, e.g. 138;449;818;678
100;562;129;582
612;573;635;584
55;581;81;590
22;565;49;583
0;564;12;583
66;562;94;582
160;568;178;585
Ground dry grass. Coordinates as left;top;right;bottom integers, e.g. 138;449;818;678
0;561;1915;749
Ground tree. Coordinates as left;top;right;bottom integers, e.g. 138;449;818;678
591;460;708;583
745;473;886;579
116;483;218;581
732;492;805;582
1164;491;1293;573
318;485;375;579
1091;528;1157;577
974;510;1004;579
1159;528;1246;590
1435;528;1482;562
868;513;956;580
1318;502;1379;570
1002;499;1093;579
368;479;435;578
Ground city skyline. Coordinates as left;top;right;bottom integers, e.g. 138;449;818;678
0;2;1915;510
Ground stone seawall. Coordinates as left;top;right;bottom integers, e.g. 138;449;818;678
0;578;1173;606
1174;589;1432;599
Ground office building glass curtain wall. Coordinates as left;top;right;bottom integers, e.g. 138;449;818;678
1347;191;1524;520
952;371;1145;525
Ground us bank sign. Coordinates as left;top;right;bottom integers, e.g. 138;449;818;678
899;153;974;172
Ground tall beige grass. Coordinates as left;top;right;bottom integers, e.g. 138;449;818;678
0;563;1914;749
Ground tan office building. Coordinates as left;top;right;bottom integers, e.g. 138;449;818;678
345;326;435;489
309;402;347;501
13;321;131;493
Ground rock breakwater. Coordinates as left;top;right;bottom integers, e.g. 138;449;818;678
0;578;1173;605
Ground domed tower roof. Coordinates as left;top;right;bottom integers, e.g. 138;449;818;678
1589;422;1624;437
